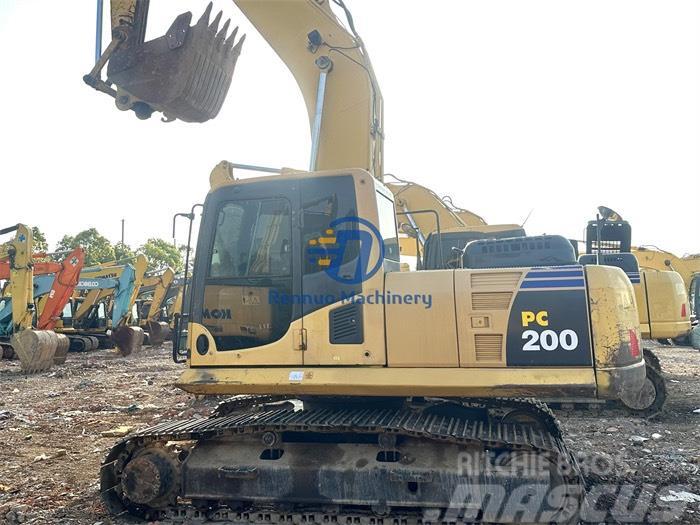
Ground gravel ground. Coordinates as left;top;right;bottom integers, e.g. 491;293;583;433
0;343;698;524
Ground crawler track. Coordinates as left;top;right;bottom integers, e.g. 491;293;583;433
101;397;583;524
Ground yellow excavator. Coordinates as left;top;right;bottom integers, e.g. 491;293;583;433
385;185;669;414
134;267;175;345
632;247;700;346
0;225;65;373
91;1;648;522
580;208;690;342
57;255;148;355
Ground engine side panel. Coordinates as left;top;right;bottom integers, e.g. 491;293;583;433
385;270;459;367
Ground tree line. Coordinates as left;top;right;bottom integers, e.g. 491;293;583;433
31;227;184;273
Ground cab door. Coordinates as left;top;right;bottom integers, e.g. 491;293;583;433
190;179;304;366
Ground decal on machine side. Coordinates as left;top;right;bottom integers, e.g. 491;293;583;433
506;267;593;366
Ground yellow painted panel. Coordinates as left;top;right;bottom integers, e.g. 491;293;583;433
454;268;524;367
177;365;597;398
385;271;458;367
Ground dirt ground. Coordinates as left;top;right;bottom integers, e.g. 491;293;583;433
0;343;699;524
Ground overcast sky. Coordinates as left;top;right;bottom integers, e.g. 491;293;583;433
0;1;697;255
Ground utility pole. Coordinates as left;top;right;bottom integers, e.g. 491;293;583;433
121;219;125;245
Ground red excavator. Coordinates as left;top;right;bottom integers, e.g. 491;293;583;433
1;247;85;363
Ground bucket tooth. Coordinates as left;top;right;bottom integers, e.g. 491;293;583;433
196;2;214;28
111;326;144;356
224;26;239;53
230;34;246;57
11;330;58;374
215;19;231;48
209;11;223;33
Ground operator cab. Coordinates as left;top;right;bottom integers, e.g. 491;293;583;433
189;170;400;354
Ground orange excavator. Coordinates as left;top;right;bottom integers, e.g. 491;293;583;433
1;248;85;364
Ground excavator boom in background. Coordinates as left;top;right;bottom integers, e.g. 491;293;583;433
633;246;700;318
58;258;145;355
0;225;65;372
134;267;175;344
3;247;87;332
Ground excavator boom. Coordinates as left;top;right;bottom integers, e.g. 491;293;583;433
60;261;144;355
0;225;60;372
137;267;175;344
35;248;86;331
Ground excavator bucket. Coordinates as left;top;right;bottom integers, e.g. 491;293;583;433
10;330;58;374
144;321;171;346
53;333;70;365
111;326;144;357
106;3;245;122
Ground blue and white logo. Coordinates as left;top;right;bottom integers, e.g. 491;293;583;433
306;216;384;285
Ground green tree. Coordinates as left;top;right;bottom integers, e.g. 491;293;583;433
30;226;48;253
138;238;183;273
56;228;115;266
113;242;135;262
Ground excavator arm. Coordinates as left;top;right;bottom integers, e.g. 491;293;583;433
0;225;61;372
85;0;383;177
75;254;148;326
234;0;383;177
0;225;34;332
33;248;86;331
67;260;145;355
135;267;175;344
633;246;700;291
140;267;175;323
